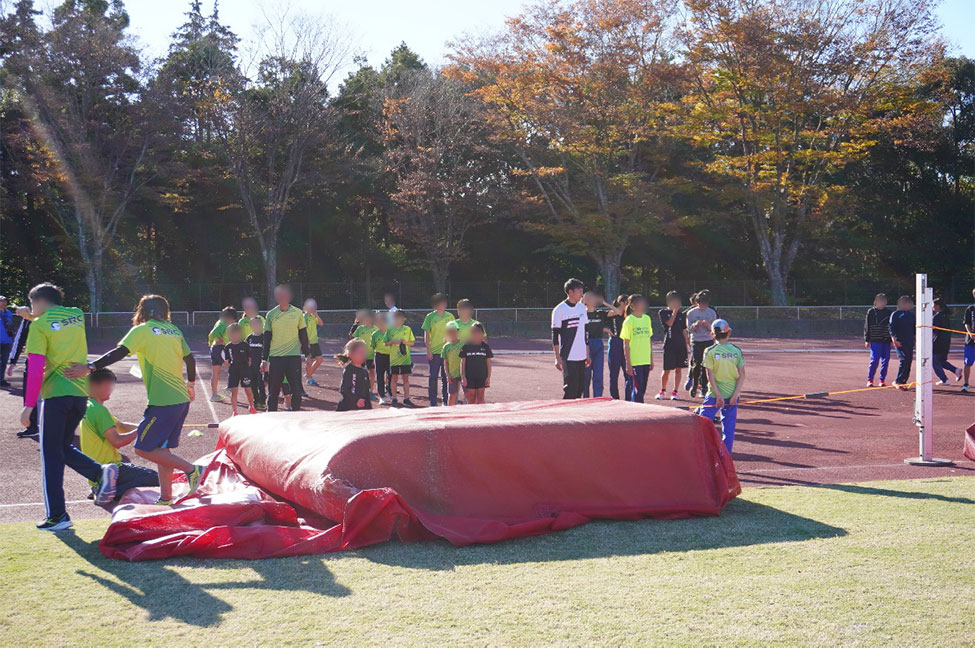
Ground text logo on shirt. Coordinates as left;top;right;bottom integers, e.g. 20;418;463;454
50;314;83;331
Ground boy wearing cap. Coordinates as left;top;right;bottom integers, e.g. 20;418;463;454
696;319;745;453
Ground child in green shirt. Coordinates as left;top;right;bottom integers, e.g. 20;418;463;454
352;310;379;402
422;293;455;406
621;294;654;403
372;315;392;403
696;319;745;452
441;321;464;406
383;309;416;407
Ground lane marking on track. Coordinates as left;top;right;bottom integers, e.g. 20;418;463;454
196;370;221;425
0;499;90;509
739;462;964;474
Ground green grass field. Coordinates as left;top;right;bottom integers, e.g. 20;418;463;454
3;478;974;647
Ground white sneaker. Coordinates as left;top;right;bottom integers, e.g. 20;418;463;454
670;392;679;400
955;369;963;381
654;391;665;400
935;380;949;386
962;385;970;393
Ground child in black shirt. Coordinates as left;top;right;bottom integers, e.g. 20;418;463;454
657;290;689;400
223;323;256;415
459;323;493;404
336;339;372;411
246;317;267;409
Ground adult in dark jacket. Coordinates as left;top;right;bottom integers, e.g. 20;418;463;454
0;296;13;385
932;299;961;385
7;313;37;437
888;295;916;389
863;293;892;387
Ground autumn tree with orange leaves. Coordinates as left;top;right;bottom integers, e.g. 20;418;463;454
449;0;686;297
681;0;942;304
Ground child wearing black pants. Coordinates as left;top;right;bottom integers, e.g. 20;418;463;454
336;339;372;411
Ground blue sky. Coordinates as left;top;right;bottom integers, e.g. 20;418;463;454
119;0;974;73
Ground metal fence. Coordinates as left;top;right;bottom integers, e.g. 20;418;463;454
89;275;973;311
84;304;967;329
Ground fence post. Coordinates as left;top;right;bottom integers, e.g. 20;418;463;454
755;306;759;320
497;281;501;308
796;306;800;320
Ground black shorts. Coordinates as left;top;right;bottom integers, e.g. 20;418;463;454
391;364;412;375
465;373;488;390
366;358;375;370
228;367;251;389
307;342;322;358
210;344;225;366
663;343;689;371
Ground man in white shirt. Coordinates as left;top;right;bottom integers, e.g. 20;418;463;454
552;278;591;399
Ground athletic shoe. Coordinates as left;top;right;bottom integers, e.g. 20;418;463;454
377;395;386;405
896;384;910;391
962;385;970;392
16;427;39;438
307;378;321;387
390;398;399;406
255;402;267;411
36;513;73;532
671;391;679;400
248;406;259;414
369;393;379;402
866;380;874;387
935;380;949;386
186;465;204;495
209;394;225;403
955;369;963;381
154;498;173;506
654;391;666;400
403;399;418;408
879;381;887;387
94;463;119;505
689;388;698;398
684;377;692;391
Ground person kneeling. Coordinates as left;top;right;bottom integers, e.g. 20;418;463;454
336;339;372;411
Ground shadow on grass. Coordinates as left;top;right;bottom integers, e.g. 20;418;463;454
812;482;975;505
355;498;846;571
55;533;350;627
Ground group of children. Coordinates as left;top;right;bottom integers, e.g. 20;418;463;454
552;279;743;451
865;290;975;392
337;293;494;409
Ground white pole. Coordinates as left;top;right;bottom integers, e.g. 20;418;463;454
906;273;952;466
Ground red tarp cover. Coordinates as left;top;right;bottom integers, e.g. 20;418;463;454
100;399;740;561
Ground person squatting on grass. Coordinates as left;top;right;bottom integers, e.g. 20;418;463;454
460;323;493;405
67;294;204;507
657;291;689;401
335;339;372;411
864;293;893;387
621;294;654;403
932;298;962;386
20;282;121;531
696;319;746;453
262;284;310;412
964;289;975;393
208;306;237;403
384;309;417;407
303;299;324;386
423;293;455;406
552;278;591;399
441;321;464;406
80;368;160;505
889;295;916;389
223;323;257;415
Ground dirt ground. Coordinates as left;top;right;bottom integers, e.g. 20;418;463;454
1;336;972;523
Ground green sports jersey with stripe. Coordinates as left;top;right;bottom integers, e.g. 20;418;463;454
421;311;455;354
265;305;306;356
25;305;89;399
304;311;320;344
238;314;265;339
120;319;191;406
354;325;378;359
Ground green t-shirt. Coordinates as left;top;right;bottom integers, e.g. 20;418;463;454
25;305;88;399
384;325;415;367
208;319;228;347
441;341;464;378
80;399;121;469
120;319;191;406
703;342;745;399
354;325;378;359
372;329;391;355
304;311;320;344
454;318;485;344
238;314;265;339
265;305;306;357
620;313;654;367
421;311;455;354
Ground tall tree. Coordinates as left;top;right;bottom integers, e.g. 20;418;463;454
382;70;509;291
682;0;941;304
216;8;350;299
449;0;685;297
1;0;162;310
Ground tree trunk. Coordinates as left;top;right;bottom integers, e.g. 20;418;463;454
84;264;99;313
596;250;623;300
431;262;449;294
264;239;277;304
766;262;788;306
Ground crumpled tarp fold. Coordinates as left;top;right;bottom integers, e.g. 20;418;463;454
100;399;740;561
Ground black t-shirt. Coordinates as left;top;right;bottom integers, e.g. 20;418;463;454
338;364;371;410
965;305;975;347
585;307;609;340
659;308;687;346
459;342;493;383
223;341;250;371
246;334;264;366
606;314;625;338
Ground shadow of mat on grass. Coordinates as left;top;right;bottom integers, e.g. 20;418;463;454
355;498;846;571
54;533;350;627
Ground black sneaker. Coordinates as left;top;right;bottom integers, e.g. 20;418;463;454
37;513;73;532
0;380;10;387
403;398;419;408
16;427;39;438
